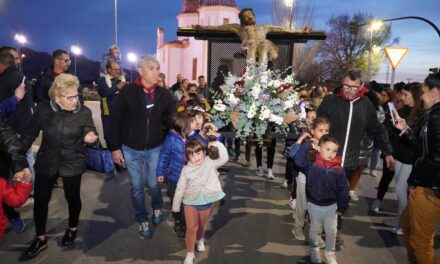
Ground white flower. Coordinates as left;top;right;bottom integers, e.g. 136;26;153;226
213;100;226;112
259;106;271;121
247;103;257;119
251;84;261;99
227;93;240;106
269;114;284;125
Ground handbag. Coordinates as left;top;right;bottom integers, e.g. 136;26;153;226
86;141;115;174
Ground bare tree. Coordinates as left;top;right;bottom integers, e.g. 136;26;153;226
318;13;398;86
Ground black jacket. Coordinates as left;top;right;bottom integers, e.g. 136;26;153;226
21;101;96;177
401;102;440;189
96;77;121;117
317;94;393;169
109;84;176;151
0;66;34;135
34;67;55;103
0;112;28;173
384;106;413;164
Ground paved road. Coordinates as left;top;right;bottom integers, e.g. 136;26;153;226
0;147;439;263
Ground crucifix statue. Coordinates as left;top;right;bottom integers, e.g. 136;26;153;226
191;8;311;66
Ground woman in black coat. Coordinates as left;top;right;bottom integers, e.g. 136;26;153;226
21;74;98;258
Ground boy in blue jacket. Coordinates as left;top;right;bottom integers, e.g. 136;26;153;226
294;134;349;264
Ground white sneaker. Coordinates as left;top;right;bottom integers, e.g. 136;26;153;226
288;198;296;210
370;199;381;213
183;252;195;264
349;190;359;201
369;170;378;177
309;246;321;263
324;250;338;264
266;169;275;179
281;180;288;188
196;238;205;252
392;227;403;235
256;167;265;177
291;227;305;240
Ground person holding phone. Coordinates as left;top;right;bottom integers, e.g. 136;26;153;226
394;72;440;264
378;83;425;235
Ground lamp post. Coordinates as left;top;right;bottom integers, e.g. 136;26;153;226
14;34;27;71
367;20;383;83
284;0;295;29
70;45;82;75
127;52;138;82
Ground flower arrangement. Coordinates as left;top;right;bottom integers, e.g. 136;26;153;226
211;64;301;142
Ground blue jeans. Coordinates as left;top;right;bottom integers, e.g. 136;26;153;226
308;202;338;252
122;145;163;223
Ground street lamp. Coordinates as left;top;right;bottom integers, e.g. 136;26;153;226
70;45;82;75
367;20;383;82
14;34;27;71
127;52;138;82
284;0;295;29
114;0;118;46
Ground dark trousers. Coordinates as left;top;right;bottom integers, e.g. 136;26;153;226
167;181;185;226
255;139;277;168
285;157;299;199
101;116;111;147
34;174;82;236
376;157;395;200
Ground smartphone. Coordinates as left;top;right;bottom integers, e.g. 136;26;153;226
388;102;398;124
21;76;26;85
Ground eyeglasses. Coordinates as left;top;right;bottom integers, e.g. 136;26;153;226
62;94;79;102
56;58;72;64
342;84;360;91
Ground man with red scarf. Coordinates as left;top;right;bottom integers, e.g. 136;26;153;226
109;54;176;239
317;68;395;246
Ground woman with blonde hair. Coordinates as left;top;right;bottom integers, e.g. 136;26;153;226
21;74;98;259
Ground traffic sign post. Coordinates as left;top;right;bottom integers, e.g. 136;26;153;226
384;47;409;90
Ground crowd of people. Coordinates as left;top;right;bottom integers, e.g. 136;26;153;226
0;44;439;264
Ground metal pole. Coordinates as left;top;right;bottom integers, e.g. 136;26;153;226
114;0;118;45
386;61;390;84
390;68;396;90
289;1;294;29
74;55;77;75
130;65;133;83
367;28;373;83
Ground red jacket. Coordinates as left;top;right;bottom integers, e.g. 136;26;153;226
0;178;31;238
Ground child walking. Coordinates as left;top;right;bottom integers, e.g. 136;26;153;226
157;112;192;239
295;134;349;264
290;117;330;241
172;138;229;264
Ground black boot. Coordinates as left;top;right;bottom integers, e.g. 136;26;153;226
178;225;186;239
24;237;48;258
173;219;180;234
61;228;77;247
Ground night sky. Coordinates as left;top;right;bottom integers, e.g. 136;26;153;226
0;0;439;82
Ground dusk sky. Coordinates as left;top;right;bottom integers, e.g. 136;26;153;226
0;0;438;83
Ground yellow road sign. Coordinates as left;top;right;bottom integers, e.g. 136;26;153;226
384;47;409;69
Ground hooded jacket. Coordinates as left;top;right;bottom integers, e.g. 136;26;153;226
294;142;350;213
317;90;393;169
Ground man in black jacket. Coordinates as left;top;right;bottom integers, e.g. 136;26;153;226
110;54;176;239
33;50;70;103
0;51;34;233
317;69;395;190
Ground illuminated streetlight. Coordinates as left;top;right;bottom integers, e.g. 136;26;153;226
367;20;384;82
127;52;138;82
284;0;295;29
284;0;294;7
70;45;82;75
14;34;27;45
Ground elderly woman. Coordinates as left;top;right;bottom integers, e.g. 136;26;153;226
21;74;98;258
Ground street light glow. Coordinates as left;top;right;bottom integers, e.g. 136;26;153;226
372;45;381;54
127;52;138;63
284;0;295;7
370;20;384;31
14;34;27;45
70;45;82;56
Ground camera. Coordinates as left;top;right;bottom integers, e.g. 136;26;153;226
429;67;439;74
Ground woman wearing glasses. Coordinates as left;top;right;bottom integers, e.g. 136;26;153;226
20;74;98;258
